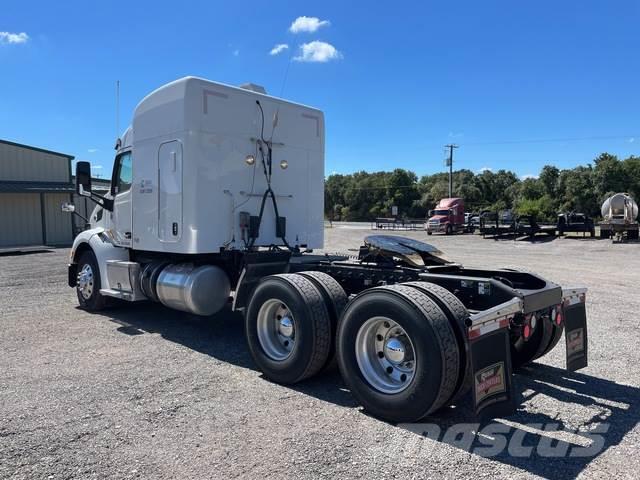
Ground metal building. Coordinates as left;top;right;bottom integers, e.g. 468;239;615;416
0;139;75;249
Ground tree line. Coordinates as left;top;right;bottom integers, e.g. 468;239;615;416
325;153;640;222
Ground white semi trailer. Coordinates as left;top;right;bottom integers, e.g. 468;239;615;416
67;77;589;422
599;193;639;241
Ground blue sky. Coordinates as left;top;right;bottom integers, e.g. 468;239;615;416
1;0;638;179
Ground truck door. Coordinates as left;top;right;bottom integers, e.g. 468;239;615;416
111;151;133;246
158;141;183;242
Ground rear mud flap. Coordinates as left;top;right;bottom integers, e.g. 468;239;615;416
467;298;521;419
562;287;588;372
564;299;588;371
469;328;515;419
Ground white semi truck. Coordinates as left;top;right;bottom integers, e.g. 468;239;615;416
67;77;589;422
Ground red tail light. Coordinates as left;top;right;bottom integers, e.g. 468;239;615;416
552;304;563;325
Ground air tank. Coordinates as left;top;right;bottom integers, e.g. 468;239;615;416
601;193;639;222
148;263;231;316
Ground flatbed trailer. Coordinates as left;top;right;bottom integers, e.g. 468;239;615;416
64;77;590;423
514;215;557;239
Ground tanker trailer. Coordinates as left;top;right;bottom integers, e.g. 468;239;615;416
599;193;639;241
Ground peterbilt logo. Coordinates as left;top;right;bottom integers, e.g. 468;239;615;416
474;362;506;404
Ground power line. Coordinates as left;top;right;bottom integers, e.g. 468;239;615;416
457;134;638;147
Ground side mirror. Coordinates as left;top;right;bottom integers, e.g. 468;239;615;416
61;202;75;213
76;161;92;197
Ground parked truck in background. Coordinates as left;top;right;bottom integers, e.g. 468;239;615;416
64;77;589;423
426;198;465;235
599;193;639;241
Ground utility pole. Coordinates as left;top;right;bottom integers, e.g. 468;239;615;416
445;144;458;197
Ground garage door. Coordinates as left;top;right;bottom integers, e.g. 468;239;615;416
0;193;43;247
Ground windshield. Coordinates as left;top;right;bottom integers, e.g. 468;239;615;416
432;209;450;216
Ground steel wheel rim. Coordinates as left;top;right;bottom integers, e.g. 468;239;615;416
77;264;94;300
355;316;416;394
257;299;296;361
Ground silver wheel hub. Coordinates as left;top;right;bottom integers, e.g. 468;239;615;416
278;316;294;338
384;337;407;364
77;264;94;300
355;316;416;394
257;299;296;361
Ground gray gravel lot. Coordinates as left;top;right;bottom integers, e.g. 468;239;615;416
1;227;639;479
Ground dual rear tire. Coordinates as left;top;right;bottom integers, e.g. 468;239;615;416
244;272;346;384
245;276;467;423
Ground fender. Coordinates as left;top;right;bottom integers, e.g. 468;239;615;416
69;227;130;290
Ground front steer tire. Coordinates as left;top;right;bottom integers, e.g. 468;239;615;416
75;250;108;311
245;274;332;384
336;285;460;423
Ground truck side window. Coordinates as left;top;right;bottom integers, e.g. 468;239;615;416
112;152;133;195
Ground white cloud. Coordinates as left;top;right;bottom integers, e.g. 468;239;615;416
289;16;330;34
521;173;538;180
0;31;29;45
91;165;103;170
478;166;493;173
87;148;98;153
269;43;289;56
294;41;342;63
629;137;635;143
232;49;240;57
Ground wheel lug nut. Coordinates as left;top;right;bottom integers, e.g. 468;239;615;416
376;334;383;341
400;374;407;382
377;351;384;358
383;321;390;328
386;366;393;374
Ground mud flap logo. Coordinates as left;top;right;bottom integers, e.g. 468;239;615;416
567;328;584;356
474;362;506;404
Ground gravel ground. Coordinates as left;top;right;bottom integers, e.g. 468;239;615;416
1;227;639;479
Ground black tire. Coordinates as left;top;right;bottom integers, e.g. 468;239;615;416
336;285;459;422
76;250;108;311
537;321;564;358
445;224;453;235
427;231;433;235
402;282;471;403
297;271;348;369
599;229;610;239
628;229;639;240
245;274;332;384
511;313;554;369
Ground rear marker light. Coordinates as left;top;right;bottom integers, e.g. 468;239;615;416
523;324;531;340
